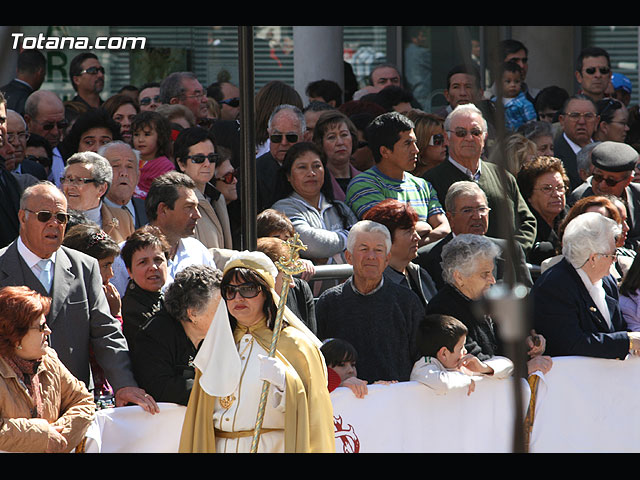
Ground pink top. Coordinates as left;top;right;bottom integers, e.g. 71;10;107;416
135;155;175;199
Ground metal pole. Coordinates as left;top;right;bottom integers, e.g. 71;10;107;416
238;26;257;251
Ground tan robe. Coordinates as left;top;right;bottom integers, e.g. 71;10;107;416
179;319;335;453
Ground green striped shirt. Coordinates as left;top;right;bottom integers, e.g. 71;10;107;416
345;165;444;221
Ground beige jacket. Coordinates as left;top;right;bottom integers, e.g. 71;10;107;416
0;347;96;453
101;202;135;244
193;189;233;250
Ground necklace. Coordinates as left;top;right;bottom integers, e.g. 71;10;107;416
219;336;255;409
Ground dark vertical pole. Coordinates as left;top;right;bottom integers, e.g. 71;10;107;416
483;25;528;454
238;26;256;251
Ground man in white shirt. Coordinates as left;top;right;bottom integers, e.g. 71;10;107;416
112;171;216;296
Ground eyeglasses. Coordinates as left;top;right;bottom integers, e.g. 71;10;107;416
25;155;51;165
270;133;299;144
60;176;97;186
24;209;70;224
216;169;237;184
584;66;611;75
139;95;160;106
534;184;567;195
220;97;240;107
448;128;484;138
79;66;105;75
453;206;491;216
184;91;206;100
222;283;261;301
36;119;69;131
428;134;445;146
598;252;618;261
564;112;597;122
30;322;50;333
186;153;219;164
592;173;630;187
7;132;29;144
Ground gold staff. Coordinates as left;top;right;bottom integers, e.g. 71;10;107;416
250;233;307;453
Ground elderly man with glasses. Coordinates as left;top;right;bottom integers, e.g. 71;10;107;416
255;104;305;212
424;103;537;255
569;141;640;251
0;181;160;415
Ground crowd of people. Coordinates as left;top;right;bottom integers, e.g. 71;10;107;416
1;37;640;453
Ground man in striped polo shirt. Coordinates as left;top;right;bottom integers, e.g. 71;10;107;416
345;111;450;247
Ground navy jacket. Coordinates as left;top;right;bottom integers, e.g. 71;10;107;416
531;257;630;359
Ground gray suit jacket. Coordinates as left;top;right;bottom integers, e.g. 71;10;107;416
0;241;137;392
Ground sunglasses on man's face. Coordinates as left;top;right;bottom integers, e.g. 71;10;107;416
222;283;261;301
270;133;298;144
187;153;219;164
79;66;105;75
39;120;69;131
220;97;240;108
216;169;237;184
449;128;484;138
24;209;70;224
584;66;611;75
592;173;630;187
139;95;160;106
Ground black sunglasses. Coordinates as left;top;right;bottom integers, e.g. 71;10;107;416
449;128;484;138
79;66;105;75
24;209;70;224
139;95;160;106
31;321;50;333
270;133;298;144
222;283;261;301
429;133;445;146
39;120;69;131
584;66;611;75
592;173;630;187
220;97;240;107
216;169;237;184
187;153;219;164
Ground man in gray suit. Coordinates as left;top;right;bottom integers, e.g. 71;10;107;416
0;181;159;413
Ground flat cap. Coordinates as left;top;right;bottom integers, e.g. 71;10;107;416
591;141;639;172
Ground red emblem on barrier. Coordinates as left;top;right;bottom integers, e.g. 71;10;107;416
334;415;360;453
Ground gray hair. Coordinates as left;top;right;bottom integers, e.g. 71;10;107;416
518;120;553;142
562;211;621;269
98;140;141;165
444;181;487;212
163;265;223;323
7;109;26;130
159;71;199;104
65;151;113;187
576;141;600;175
441;234;500;285
444;103;488;136
346;220;392;254
19;180;60;210
267;104;306;135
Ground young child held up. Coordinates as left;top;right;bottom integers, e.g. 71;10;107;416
321;338;396;399
492;60;537;132
410;314;497;396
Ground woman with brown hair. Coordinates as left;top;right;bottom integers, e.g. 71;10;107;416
405;109;447;177
0;286;95;452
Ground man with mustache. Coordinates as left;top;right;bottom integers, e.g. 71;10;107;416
69;53;105;109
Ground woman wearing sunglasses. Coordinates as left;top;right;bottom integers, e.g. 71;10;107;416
179;251;334;453
593;97;630;144
406;109;447;177
174;127;233;251
0;285;95;452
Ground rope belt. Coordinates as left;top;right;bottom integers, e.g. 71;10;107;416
214;427;281;439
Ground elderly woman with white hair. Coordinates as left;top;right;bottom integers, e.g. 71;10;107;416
532;211;640;359
60;151;134;243
426;234;550;377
